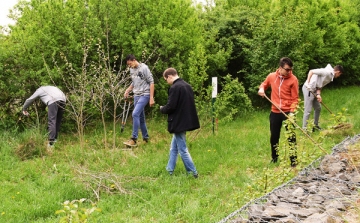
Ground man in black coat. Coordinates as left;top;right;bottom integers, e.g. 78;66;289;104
160;68;199;178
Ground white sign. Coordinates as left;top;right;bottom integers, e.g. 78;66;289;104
212;77;217;98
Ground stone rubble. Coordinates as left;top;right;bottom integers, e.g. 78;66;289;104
220;135;360;223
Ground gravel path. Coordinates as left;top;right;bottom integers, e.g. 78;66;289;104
219;134;360;223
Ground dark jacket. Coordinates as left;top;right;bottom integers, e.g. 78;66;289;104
160;78;200;133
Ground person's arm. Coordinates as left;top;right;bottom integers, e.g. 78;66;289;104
307;68;325;102
315;89;322;102
258;74;271;97
306;70;314;83
290;79;299;112
160;87;178;114
22;88;41;115
124;85;134;98
149;83;155;107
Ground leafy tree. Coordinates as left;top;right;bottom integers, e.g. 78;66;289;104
0;0;210;131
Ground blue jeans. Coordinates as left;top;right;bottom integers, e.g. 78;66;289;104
131;95;149;140
166;132;197;175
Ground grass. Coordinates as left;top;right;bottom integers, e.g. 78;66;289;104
0;86;359;223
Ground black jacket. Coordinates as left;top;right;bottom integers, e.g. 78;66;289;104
160;78;200;133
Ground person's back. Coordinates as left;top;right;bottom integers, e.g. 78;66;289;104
166;78;199;133
23;86;66;110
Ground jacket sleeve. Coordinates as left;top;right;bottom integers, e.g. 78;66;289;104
259;73;272;90
143;65;154;84
290;78;299;112
160;86;178;114
22;88;41;111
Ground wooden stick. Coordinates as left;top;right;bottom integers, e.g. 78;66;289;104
263;94;327;154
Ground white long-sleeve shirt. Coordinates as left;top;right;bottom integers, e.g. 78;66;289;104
23;86;66;110
304;64;335;92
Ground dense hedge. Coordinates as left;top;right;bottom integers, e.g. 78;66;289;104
0;0;359;130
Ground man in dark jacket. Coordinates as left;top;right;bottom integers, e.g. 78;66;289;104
160;68;199;178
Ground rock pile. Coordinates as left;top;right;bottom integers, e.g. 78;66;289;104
220;135;360;223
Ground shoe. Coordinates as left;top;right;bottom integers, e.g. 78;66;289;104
290;157;297;167
312;125;322;132
193;173;199;179
143;138;149;143
123;138;137;147
270;158;278;163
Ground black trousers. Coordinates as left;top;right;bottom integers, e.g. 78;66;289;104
47;101;66;143
269;112;297;164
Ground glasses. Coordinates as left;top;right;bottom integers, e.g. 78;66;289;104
282;67;292;72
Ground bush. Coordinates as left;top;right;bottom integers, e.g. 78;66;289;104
214;74;253;123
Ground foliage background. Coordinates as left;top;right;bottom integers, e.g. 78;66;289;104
1;0;360;130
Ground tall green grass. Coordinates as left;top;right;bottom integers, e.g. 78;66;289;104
0;86;359;223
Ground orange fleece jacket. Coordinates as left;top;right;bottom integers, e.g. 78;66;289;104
260;69;299;113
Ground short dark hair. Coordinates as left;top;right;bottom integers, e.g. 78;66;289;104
163;68;177;79
334;65;344;73
279;57;293;68
125;54;136;61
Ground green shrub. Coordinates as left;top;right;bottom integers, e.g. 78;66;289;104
214;74;253;123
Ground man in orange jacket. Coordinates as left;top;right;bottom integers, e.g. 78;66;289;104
258;57;299;167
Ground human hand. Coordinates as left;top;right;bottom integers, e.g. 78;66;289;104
23;110;29;116
316;94;322;103
258;88;265;97
149;97;155;107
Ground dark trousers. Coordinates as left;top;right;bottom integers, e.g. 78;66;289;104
269;112;297;165
47;101;65;143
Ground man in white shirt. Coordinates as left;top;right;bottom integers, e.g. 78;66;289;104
302;64;344;131
23;86;66;147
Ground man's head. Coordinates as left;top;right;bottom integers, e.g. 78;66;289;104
279;57;293;76
334;65;344;78
163;68;179;85
125;54;138;68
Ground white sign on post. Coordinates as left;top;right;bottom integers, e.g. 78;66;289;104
212;77;217;98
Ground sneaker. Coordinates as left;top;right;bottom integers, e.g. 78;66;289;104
143;138;149;143
193;174;199;179
123;138;137;147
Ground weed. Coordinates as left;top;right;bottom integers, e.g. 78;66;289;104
14;130;48;160
55;198;101;223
